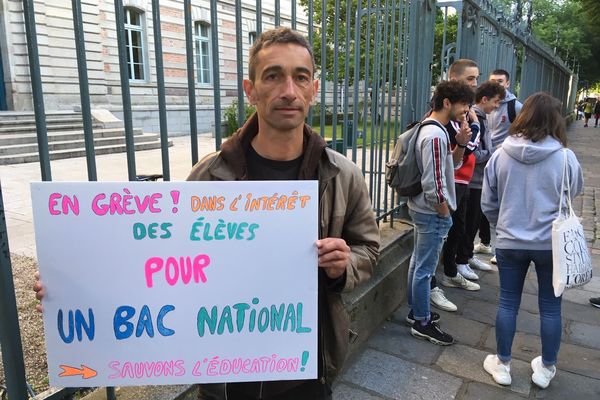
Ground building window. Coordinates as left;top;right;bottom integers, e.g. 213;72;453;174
124;8;146;81
249;31;257;44
195;22;211;84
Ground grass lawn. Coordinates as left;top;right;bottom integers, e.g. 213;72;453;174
312;120;403;147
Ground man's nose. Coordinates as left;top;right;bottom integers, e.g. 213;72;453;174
280;76;297;100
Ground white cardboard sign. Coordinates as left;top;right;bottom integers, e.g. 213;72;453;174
31;181;318;387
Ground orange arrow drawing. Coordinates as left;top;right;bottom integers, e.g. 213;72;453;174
58;364;97;379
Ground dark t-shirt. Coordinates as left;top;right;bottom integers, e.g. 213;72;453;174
246;145;303;180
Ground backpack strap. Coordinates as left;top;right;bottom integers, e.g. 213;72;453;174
507;98;517;123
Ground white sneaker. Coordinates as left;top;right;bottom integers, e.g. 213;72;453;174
441;272;481;291
469;257;492;271
430;287;457;312
490;255;497;264
483;354;511;385
531;356;556;389
457;264;480;280
474;243;493;254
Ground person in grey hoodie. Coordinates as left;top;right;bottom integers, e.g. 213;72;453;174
488;69;523;148
481;92;583;389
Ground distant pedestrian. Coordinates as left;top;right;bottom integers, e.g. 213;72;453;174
594;99;600;127
583;99;594;127
481;92;583;389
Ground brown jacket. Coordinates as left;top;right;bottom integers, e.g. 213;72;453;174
187;113;380;384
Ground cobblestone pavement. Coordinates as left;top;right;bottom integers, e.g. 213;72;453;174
333;119;600;399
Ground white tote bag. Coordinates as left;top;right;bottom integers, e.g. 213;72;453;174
552;149;592;297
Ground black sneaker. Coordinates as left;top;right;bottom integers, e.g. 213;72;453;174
405;310;441;325
411;320;454;346
590;297;600;308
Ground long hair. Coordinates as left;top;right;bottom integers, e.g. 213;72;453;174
509;92;567;146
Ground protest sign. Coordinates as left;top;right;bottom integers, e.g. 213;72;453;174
31;181;318;387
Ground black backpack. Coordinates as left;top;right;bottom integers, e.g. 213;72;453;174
507;98;517;123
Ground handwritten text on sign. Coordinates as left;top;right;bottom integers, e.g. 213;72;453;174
31;181;318;387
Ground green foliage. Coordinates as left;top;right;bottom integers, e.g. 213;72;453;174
432;9;458;83
223;101;255;136
498;0;600;85
298;0;404;85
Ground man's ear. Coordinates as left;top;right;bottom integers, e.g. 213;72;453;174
243;79;257;105
310;79;319;105
443;97;451;109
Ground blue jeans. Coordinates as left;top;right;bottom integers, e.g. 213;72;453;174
495;249;562;366
407;210;453;320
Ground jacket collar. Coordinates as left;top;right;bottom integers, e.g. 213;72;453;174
211;112;328;180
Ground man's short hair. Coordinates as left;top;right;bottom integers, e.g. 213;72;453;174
490;69;510;80
448;59;478;79
475;81;506;103
432;80;474;111
248;27;315;81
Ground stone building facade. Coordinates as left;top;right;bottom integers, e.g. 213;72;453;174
0;0;309;135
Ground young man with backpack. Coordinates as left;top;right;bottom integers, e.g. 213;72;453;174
488;69;523;148
406;80;474;346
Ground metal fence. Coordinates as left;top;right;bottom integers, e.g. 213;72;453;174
438;0;576;115
0;0;575;399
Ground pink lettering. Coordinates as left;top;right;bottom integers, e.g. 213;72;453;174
49;193;61;215
48;193;79;215
144;254;211;288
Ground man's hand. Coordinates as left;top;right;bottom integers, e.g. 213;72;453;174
316;238;350;279
434;202;450;218
33;271;44;313
455;118;471;147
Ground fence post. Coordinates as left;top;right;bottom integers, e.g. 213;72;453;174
0;183;28;400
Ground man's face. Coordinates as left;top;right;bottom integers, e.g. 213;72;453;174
243;43;318;133
489;74;510;89
481;95;502;114
448;101;471;121
454;66;479;88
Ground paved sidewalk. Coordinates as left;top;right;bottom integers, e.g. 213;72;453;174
333;119;600;399
2;121;599;399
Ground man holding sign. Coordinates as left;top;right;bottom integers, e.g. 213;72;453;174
186;27;380;399
35;28;379;399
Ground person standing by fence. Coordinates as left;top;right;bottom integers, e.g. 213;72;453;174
481;92;583;389
35;27;380;400
406;80;474;346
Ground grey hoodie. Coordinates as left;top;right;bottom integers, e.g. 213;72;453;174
408;119;457;214
481;135;583;250
488;90;523;148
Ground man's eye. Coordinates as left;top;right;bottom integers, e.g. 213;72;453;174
297;75;309;82
265;74;278;80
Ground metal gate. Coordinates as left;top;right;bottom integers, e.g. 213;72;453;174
0;0;574;399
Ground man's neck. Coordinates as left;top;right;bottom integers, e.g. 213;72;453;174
428;110;450;126
251;124;304;161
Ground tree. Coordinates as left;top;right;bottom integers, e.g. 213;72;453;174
298;0;406;85
432;9;457;83
498;0;600;85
